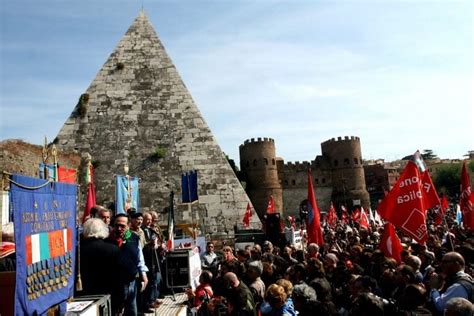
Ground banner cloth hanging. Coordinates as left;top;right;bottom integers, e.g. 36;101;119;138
10;174;77;315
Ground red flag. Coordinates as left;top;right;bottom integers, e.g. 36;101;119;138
460;162;474;230
243;202;252;227
327;202;337;227
413;150;440;209
83;183;96;223
359;207;370;230
379;223;403;264
434;196;449;225
266;195;275;214
82;163;96;223
441;195;449;212
421;170;440;209
306;169;324;246
57;166;77;183
377;161;429;243
351;208;361;222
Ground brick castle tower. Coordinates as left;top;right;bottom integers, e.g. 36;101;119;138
240;136;370;219
239;138;283;219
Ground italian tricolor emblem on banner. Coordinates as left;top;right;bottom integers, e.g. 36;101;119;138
25;228;73;265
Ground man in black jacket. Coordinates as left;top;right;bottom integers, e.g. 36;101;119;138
80;218;120;313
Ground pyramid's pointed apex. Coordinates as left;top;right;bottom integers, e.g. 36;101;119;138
138;9;147;19
134;9;153;23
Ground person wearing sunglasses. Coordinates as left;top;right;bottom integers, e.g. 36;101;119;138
108;213;149;315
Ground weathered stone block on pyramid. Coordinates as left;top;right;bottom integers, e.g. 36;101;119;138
55;11;260;235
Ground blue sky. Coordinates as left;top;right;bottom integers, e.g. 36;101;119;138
1;0;473;164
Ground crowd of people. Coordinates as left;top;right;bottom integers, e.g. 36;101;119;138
185;206;473;316
2;202;473;316
79;206;166;315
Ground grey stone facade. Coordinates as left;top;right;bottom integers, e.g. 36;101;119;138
55;11;260;235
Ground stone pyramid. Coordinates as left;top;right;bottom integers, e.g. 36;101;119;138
55;11;260;234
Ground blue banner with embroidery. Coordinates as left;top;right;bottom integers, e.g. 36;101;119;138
10;174;77;315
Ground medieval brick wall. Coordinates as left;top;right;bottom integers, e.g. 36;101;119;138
0;140;81;189
240;135;371;219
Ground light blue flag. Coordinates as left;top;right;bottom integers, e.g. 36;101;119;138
115;175;140;214
456;204;463;226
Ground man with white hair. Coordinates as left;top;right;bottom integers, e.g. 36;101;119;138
81;218;120;313
405;255;423;283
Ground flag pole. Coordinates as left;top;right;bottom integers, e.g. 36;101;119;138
187;172;196;244
441;205;455;252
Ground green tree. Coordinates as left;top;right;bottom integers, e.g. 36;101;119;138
468;160;474;173
421;149;438;160
433;163;461;197
401;149;438;161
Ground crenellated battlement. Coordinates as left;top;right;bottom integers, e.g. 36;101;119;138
321;136;360;145
239;134;370;216
282;160;312;171
240;137;275;147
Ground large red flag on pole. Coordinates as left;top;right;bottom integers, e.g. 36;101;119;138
243;202;252;227
82;162;96;223
266;195;275;214
377;160;429;243
307;169;324;246
421;170;440;209
414;150;441;209
460;161;474;230
379;223;403;264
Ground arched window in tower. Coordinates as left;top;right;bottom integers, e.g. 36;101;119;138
334;160;339;167
344;158;350;165
292;180;296;185
272;159;275;165
246;161;250;167
253;159;258;166
322;178;326;184
354;158;358;165
315;178;319;184
284;180;288;186
264;158;268;165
